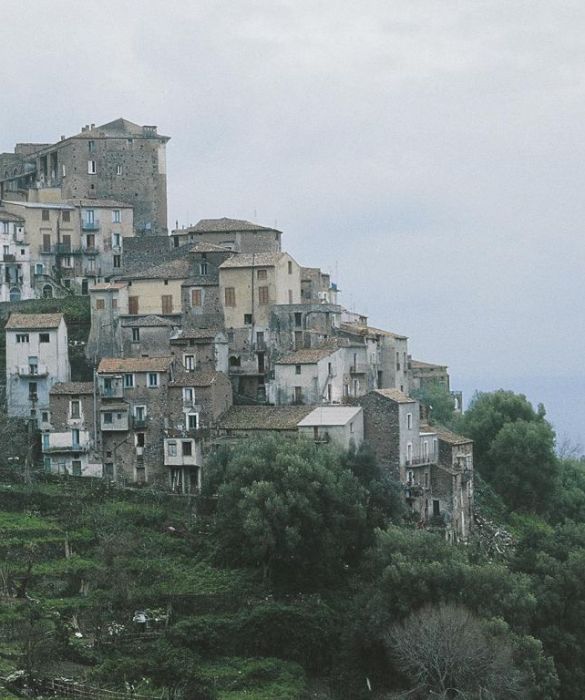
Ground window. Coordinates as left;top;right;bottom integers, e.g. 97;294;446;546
88;160;96;174
187;413;199;430
42;411;49;423
433;500;441;517
161;295;173;314
350;421;354;433
407;413;412;430
62;210;71;223
103;412;113;424
257;269;267;280
294;312;302;328
42;433;49;449
71;428;80;446
112;209;121;223
183;387;194;403
396;351;400;370
168;441;177;457
42;209;50;222
35;263;44;275
72;460;82;476
132;328;140;342
111;298;117;309
295;364;302;375
244;314;252;325
116;164;122;175
191;289;202;306
42;234;51;252
288;260;293;274
258;286;269;305
16;333;29;343
224;287;236;306
200;262;208;275
86;234;95;249
134;405;146;421
112;233;121;248
104;462;114;478
256;331;264;347
182;441;193;456
136;432;145;447
293;386;303;404
88;140;95;153
1;223;7;235
70;400;80;419
39;333;50;343
113;255;121;268
183;354;195;371
96;298;105;310
124;374;134;388
61;256;72;268
128;296;139;314
148;373;159;388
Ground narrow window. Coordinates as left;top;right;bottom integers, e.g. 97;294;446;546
258;286;269;305
128;296;139;314
42;209;50;222
72;428;80;446
96;298;105;310
168;441;177;457
288;260;292;274
200;262;208;275
148;373;159;388
244;314;252;325
295;364;302;375
191;289;202;306
87;160;96;174
113;255;121;268
257;269;267;280
407;413;412;429
70;400;80;419
124;374;134;388
132;328;140;342
161;295;173;314
62;210;70;223
224;287;236;307
182;441;193;456
112;209;121;224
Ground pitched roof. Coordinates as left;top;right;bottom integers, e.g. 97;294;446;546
121;315;175;328
98;357;173;373
275;345;340;365
410;359;448;371
170;370;227;387
65;198;132;209
0;209;24;223
367;326;408;341
73;118;169;141
189;218;280;233
50;382;94;395
5;313;63;330
373;388;416;404
171;328;223;341
90;282;127;291
219;252;285;269
218;405;314;431
297;406;362;427
425;424;473;446
187;242;234;253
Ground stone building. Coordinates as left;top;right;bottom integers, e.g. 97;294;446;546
86;282;129;362
0;118;169;235
42;382;101;477
164;369;232;492
0;207;32;301
272;345;346;405
5;313;71;423
408;358;450;392
171;218;281;253
169;328;229;374
216;405;314;441
300;267;339;304
96;356;175;485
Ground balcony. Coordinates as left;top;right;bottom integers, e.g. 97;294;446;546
81;220;100;231
406;456;436;467
100;385;124;399
43;442;89;454
82;246;99;256
1;254;15;263
18;364;48;377
132;416;148;430
349;363;368;375
100;411;129;432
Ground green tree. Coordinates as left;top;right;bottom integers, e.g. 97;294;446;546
203;436;368;588
411;380;456;426
461;390;547;469
489;420;559;514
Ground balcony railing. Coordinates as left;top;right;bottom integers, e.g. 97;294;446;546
100;386;124;398
349;363;369;375
406;456;436;467
133;417;148;430
81;220;100;231
1;254;15;263
18;364;48;377
39;244;83;256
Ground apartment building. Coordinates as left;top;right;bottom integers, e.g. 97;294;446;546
0;207;32;301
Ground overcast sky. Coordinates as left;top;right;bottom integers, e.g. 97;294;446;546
2;1;584;440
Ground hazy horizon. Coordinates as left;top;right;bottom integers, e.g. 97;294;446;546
2;2;583;445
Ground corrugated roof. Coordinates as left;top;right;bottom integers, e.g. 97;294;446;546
276;345;339;365
188;218;280;233
121;315;175;328
90;282;127;291
218;405;314;431
5;313;63;330
297;406;362;427
50;382;94;395
219;252;286;269
373;388;416;404
98;357;173;373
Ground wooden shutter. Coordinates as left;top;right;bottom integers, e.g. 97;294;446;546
128;296;139;314
191;289;202;306
162;295;173;314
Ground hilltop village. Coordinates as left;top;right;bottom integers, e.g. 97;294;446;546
0;118;473;542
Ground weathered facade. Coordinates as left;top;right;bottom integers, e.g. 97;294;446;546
5;313;71;423
1;118;169;235
171;218;281;253
297;405;364;450
0;207;32;302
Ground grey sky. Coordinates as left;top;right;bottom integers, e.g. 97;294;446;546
2;1;584;439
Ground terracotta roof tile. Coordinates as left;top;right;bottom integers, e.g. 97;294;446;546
189;218;280;233
219;252;286;269
5;313;63;330
98;357;173;373
276;345;340;365
218;405;314;431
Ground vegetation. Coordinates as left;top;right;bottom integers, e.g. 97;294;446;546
2;393;585;698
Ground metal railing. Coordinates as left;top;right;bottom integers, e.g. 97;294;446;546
81;220;100;231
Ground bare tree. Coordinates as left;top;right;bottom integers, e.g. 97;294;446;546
387;604;522;698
